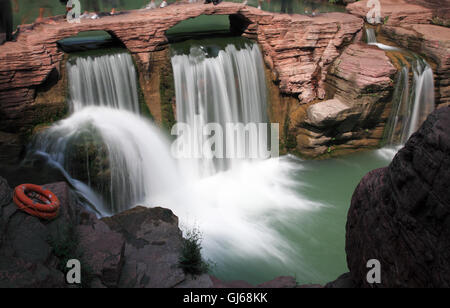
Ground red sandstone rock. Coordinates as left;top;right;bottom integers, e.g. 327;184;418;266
382;24;450;107
0;2;364;136
296;42;396;157
346;0;433;26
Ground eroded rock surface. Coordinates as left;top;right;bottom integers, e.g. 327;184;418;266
346;106;450;287
294;43;397;157
0;3;363;138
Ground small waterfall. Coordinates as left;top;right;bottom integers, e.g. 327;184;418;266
365;28;400;51
366;28;377;44
383;59;435;145
171;43;269;176
365;29;435;145
67;52;140;113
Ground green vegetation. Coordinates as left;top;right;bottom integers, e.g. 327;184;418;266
178;228;211;276
160;60;176;133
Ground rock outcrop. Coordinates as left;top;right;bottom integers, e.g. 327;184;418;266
346;106;450;287
0;3;364;159
0;178;211;288
292;43;397;157
346;0;450;108
0;177;300;288
0;3;366;163
346;0;433;26
382;24;450;108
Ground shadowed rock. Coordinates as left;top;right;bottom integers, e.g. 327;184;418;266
346;106;450;287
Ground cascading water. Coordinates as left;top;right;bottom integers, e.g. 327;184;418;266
365;28;400;51
384;60;435;144
67;52;140;113
365;28;435;146
171;43;269;176
29;43;317;272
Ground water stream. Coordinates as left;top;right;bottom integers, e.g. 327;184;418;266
26;33;435;284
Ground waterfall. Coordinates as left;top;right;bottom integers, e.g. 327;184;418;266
29;40;316;266
383;60;435;145
67;52;140;113
171;43;269;176
366;28;377;44
365;28;400;51
365;29;435;145
32;107;181;214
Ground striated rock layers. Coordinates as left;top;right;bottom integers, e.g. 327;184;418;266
346;0;450;108
0;3;363;140
382;24;450;108
292;43;397;157
346;106;450;287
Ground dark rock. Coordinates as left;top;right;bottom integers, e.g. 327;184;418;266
210;275;298;288
346;107;450;288
324;272;355;288
102;206;186;288
257;276;297;288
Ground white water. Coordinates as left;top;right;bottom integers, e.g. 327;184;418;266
32;45;320;264
171;43;269;176
365;28;435;146
67;52;140;113
365;28;401;51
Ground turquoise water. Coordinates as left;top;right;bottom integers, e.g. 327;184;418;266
210;149;393;285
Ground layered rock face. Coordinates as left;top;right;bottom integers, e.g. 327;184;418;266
346;106;450;287
293;43;396;157
346;0;450;108
347;0;433;26
382;24;450;108
0;3;363;145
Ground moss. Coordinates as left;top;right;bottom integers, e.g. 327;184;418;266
159;60;176;132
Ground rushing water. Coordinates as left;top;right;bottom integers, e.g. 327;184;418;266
67;52;140;113
171;41;268;175
27;32;436;284
366;28;435;145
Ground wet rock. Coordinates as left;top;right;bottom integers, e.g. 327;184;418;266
346;106;450;287
382;24;450;107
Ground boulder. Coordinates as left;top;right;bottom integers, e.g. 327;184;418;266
346;106;450;287
102;206;186;288
306;99;352;128
295;43;397;157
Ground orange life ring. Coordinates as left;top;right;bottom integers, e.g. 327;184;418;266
13;184;60;220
